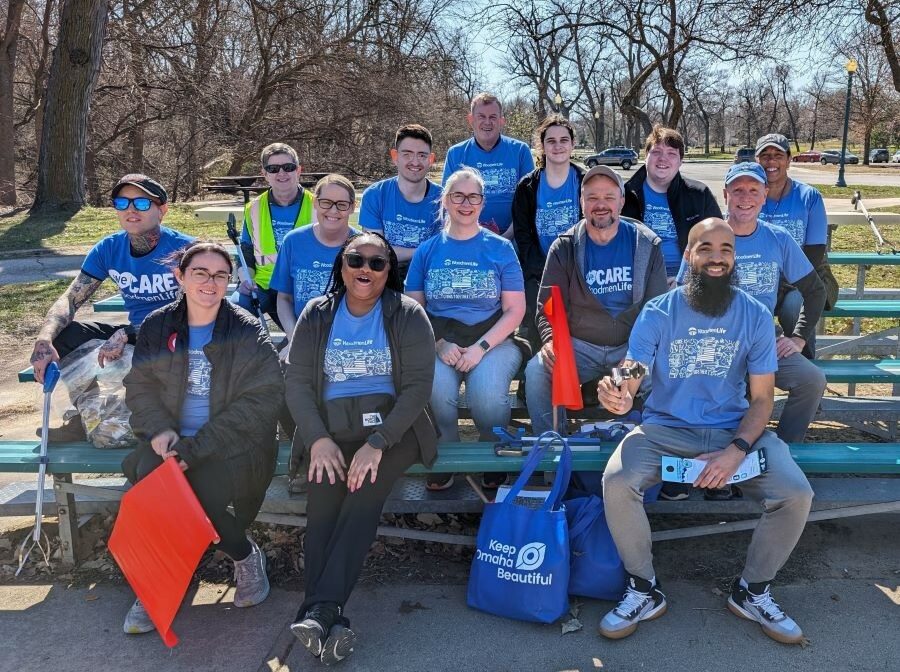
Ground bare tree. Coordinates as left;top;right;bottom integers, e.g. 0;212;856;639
0;0;26;205
864;0;900;93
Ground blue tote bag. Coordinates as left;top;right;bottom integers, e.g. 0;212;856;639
467;432;572;623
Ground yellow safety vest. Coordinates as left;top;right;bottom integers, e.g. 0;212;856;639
244;189;314;289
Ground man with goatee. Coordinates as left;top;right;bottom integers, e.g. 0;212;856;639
595;219;813;646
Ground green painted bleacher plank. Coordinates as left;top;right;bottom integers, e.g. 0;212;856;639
823;300;900;318
2;440;898;476
812;359;900;383
19;367;34;383
827;252;900;266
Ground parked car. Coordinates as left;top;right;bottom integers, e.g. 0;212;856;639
820;150;859;165
870;148;889;163
792;150;822;163
893;150;900;163
584;147;639;170
734;147;756;163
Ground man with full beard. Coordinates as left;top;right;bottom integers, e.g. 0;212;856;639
595;219;813;645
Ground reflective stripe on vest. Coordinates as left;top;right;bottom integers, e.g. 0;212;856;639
244;189;314;289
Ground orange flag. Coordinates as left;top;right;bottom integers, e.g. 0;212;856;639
545;285;583;410
109;457;219;647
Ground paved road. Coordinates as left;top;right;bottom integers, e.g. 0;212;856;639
0;254;84;286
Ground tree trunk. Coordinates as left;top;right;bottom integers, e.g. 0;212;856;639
32;0;56;155
31;0;109;213
0;0;26;206
863;132;871;166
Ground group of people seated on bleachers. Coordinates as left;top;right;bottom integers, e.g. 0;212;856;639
26;91;837;661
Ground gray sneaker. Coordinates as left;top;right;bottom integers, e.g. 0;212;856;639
728;578;804;644
599;575;667;639
123;599;155;634
233;539;270;608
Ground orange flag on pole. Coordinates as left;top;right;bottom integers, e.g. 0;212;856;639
109;457;219;647
544;285;583;410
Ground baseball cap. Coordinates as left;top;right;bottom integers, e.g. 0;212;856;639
582;164;624;195
725;161;768;186
755;133;790;156
111;173;168;204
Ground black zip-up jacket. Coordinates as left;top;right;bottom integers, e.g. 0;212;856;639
123;297;283;526
284;288;438;467
512;163;586;282
622;165;722;254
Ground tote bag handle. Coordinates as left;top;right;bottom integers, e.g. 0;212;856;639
501;431;572;512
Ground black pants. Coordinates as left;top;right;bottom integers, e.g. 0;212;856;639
133;449;252;561
53;321;135;358
298;434;419;618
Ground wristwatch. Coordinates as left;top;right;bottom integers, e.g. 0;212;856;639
367;431;388;451
478;339;491;353
731;437;752;454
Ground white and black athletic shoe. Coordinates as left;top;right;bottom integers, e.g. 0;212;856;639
728;578;804;644
290;602;342;657
320;623;357;666
599;574;667;639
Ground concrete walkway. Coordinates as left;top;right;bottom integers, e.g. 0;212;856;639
0;578;897;672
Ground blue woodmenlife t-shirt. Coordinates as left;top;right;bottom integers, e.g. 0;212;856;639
405;228;524;325
758;180;827;247
270;225;352;316
676;221;813;313
583;219;636;317
359;177;442;250
627;288;777;429
81;227;193;325
323;298;395;401
441;136;535;234
536;166;581;255
642;183;681;276
180;322;215;437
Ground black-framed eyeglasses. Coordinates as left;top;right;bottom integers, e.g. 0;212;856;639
112;196;155;211
188;268;231;286
263;162;298;174
448;191;484;205
344;252;388;272
317;198;353;212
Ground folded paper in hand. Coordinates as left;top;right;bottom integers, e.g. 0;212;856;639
661;449;767;484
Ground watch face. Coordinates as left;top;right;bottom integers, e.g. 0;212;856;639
479;340;490;352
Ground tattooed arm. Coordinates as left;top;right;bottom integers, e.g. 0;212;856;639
97;328;129;368
30;272;103;382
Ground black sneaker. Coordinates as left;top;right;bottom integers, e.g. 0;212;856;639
704;485;742;501
38;415;87;442
727;578;803;644
481;472;509;489
320;622;357;665
426;473;455;491
290;602;342;657
599;574;667;639
659;482;691;501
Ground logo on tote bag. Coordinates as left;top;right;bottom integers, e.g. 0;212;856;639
475;539;554;585
515;542;546;571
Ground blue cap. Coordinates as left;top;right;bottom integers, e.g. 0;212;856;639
725;161;767;186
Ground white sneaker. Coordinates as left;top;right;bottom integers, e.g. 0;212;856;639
728;578;804;644
599;575;667;639
123;599;155;634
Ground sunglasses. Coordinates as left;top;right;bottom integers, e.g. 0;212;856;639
344;252;388;272
112;196;156;211
263;162;298;174
317;198;353;212
448;191;484;205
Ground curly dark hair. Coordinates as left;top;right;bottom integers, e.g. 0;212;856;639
325;231;403;295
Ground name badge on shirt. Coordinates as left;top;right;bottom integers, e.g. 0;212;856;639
362;412;383;427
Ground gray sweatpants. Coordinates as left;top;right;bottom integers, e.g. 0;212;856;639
602;424;814;584
775;351;827;443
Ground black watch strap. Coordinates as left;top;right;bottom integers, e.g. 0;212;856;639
367;431;388;451
478;339;491;353
732;437;752;454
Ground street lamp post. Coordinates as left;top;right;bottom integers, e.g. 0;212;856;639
836;58;857;188
594;110;601;153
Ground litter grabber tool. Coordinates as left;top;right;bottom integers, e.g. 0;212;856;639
852;190;900;255
226;212;270;336
611;362;646;388
16;361;61;576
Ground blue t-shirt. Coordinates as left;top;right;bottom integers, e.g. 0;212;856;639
642;183;681;276
180;322;215;437
81;226;193;325
405;228;524;325
583;220;636;317
758;180;827;247
441;136;535;234
675;221;813;313
359;177;441;249
536;167;581;255
627;288;777;429
239;192;303;249
270;225;348;316
323;299;395;401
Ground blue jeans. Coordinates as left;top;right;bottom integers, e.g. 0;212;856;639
230;286;281;328
777;288;815;358
431;339;522;442
525;337;628;434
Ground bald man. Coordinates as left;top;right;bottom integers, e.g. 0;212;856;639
594;218;813;645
